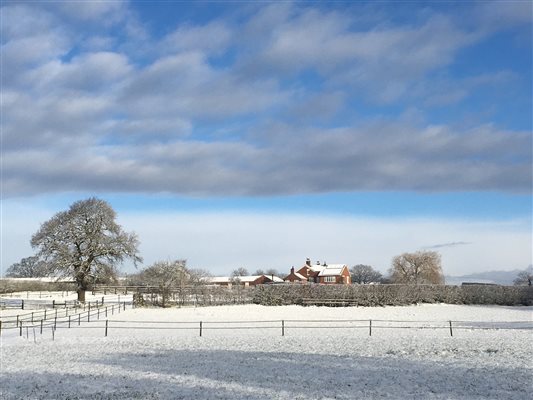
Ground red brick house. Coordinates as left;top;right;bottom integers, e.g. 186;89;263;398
284;259;351;285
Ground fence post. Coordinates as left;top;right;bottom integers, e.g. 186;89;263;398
123;302;126;311
282;320;285;337
68;315;71;329
105;306;108;318
102;296;104;305
44;309;47;320
98;308;100;320
105;320;108;337
0;320;2;337
16;315;19;327
54;316;57;331
40;319;43;334
78;314;81;326
369;319;372;336
88;310;90;322
53;300;55;308
200;321;203;337
112;305;114;315
19;321;23;337
31;312;34;323
55;309;58;319
449;321;453;337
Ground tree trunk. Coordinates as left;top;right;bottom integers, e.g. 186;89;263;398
77;289;86;303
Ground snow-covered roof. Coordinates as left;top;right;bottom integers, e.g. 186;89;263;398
235;275;262;283
318;265;347;276
208;275;284;284
293;272;307;280
208;276;232;283
308;265;326;273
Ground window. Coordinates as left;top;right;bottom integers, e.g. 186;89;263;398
324;276;336;283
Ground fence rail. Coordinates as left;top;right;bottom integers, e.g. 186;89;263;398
4;312;532;340
0;301;131;335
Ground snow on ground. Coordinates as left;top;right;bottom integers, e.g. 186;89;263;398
1;304;532;399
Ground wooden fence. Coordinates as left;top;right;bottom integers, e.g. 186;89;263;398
3;311;532;340
0;301;131;338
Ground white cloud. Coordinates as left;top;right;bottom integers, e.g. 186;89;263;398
2;1;530;198
241;8;479;102
55;0;127;23
160;21;233;55
3;121;531;196
475;1;533;31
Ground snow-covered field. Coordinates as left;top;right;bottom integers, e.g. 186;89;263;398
1;303;532;399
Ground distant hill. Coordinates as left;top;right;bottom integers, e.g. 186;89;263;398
445;270;521;286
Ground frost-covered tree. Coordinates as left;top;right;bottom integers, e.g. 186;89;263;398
389;251;444;284
31;198;142;301
513;265;533;286
350;264;383;284
139;260;188;307
5;256;49;278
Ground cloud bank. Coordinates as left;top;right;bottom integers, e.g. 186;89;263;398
2;2;532;197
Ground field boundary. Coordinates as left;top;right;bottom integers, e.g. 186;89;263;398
4;312;532;340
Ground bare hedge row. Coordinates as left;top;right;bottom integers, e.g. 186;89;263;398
252;284;533;306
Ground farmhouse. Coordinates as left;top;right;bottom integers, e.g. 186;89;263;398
284;258;351;285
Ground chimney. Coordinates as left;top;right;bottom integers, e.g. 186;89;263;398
323;261;327;266
290;267;295;274
306;258;311;267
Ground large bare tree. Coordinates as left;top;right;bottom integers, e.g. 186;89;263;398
389;251;444;284
31;198;142;301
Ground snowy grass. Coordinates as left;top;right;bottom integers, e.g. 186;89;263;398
1;304;532;399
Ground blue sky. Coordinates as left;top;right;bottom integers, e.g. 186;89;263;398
1;1;531;276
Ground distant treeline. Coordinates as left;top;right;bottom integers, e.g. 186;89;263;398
253;284;533;307
0;279;76;294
